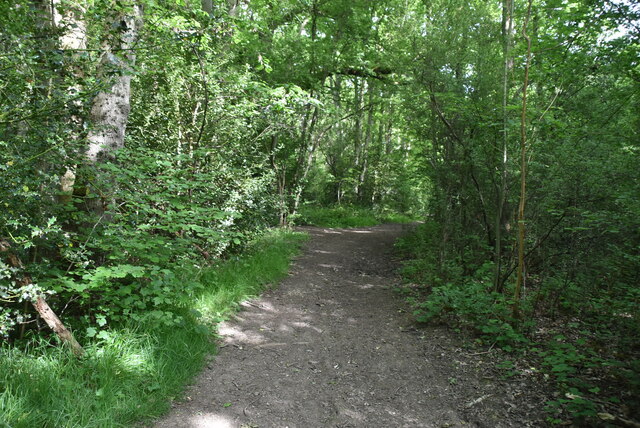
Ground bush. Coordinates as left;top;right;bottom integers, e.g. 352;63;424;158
411;263;528;349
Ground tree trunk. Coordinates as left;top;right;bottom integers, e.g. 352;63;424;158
202;0;213;15
86;4;142;164
33;297;85;356
514;0;533;319
353;78;363;173
34;0;88;204
494;0;514;292
269;135;288;226
292;105;320;214
357;83;375;200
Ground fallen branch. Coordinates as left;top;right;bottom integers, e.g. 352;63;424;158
32;297;85;356
465;394;493;409
598;413;640;428
0;240;84;356
467;342;496;356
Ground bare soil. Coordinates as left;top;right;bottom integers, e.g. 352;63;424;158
154;224;549;428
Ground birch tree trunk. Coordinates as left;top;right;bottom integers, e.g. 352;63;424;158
0;240;84;356
85;4;142;164
34;0;87;203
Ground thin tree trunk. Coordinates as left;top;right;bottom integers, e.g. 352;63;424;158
494;0;514;292
269;135;288;226
293;105;320;213
353;78;363;174
371;105;385;204
357;83;375;200
514;0;533;319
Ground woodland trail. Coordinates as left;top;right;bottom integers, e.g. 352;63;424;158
154;224;545;428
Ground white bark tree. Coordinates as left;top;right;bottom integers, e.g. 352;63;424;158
86;3;142;163
51;0;88;201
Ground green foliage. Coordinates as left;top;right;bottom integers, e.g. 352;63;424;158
0;229;306;427
293;205;415;228
1;141;280;339
400;223;640;424
545;392;599;426
394;0;639;423
294;205;377;227
410;263;528;349
396;221;444;284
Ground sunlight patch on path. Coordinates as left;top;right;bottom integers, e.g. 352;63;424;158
186;413;234;428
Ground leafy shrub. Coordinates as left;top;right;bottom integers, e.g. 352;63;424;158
0;145;279;339
412;263;528;348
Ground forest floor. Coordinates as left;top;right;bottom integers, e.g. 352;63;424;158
153;224;550;428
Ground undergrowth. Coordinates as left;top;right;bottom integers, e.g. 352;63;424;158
293;204;415;228
396;221;639;426
0;229;307;428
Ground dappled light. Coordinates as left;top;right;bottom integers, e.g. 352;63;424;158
357;283;381;290
217;324;266;346
322;230;344;234
318;263;343;270
186;413;235;428
1;0;638;425
157;224;498;427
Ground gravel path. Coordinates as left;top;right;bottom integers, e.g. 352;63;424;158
154;224;547;428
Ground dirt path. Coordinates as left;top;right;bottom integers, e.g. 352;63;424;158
154;224;546;428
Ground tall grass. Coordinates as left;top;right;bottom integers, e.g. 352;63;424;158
0;229;307;428
294;205;416;228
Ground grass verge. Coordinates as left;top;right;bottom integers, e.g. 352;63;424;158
294;205;416;228
0;228;307;428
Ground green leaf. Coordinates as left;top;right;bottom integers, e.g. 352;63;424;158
96;315;107;327
96;331;110;340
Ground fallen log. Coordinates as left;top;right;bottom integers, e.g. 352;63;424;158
0;239;84;356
